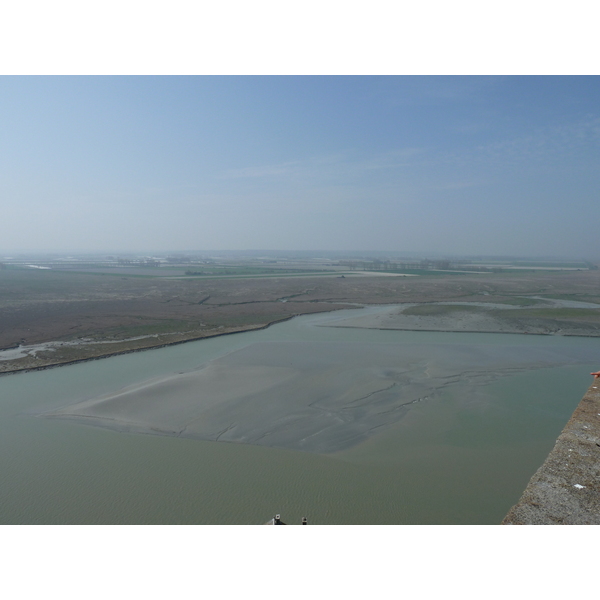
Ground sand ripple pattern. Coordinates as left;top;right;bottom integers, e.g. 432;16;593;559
43;339;592;454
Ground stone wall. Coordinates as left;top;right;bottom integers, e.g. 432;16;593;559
502;380;600;524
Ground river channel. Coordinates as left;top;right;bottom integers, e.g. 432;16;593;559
0;306;597;524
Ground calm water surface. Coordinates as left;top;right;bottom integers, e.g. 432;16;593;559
0;307;597;524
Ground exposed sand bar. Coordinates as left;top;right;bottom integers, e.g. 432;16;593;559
321;304;512;333
322;299;600;336
44;337;595;454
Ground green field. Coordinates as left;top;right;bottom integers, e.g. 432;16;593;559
509;261;589;268
184;267;326;277
94;319;203;340
379;269;469;276
539;294;600;305
402;304;485;316
491;297;548;306
490;307;600;320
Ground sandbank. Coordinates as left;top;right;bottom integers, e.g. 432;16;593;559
44;338;594;454
321;299;600;336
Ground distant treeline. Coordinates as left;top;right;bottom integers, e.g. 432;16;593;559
339;259;461;271
339;259;595;273
184;267;321;276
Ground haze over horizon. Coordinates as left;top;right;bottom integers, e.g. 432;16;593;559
2;76;599;259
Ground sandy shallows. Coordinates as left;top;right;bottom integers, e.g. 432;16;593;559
320;304;517;333
43;339;592;454
320;300;600;336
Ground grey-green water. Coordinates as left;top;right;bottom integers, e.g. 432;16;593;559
0;307;597;524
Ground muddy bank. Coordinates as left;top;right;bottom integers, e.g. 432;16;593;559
0;319;294;376
502;380;600;524
323;299;600;337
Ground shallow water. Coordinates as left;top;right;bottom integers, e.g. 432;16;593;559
0;306;597;524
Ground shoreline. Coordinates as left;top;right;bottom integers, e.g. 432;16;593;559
325;324;600;338
3;300;600;376
502;380;600;524
0;315;297;377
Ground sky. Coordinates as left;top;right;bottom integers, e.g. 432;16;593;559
1;75;599;258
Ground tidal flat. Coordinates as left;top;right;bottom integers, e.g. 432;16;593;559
44;333;598;454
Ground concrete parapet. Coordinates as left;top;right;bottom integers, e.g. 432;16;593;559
502;380;600;524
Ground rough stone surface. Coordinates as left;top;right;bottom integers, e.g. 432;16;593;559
502;380;600;524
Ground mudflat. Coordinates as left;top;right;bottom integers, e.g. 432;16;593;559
44;335;595;454
324;298;600;335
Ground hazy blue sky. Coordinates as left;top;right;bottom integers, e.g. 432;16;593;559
1;76;599;257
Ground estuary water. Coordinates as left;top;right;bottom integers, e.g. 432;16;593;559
0;306;597;524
